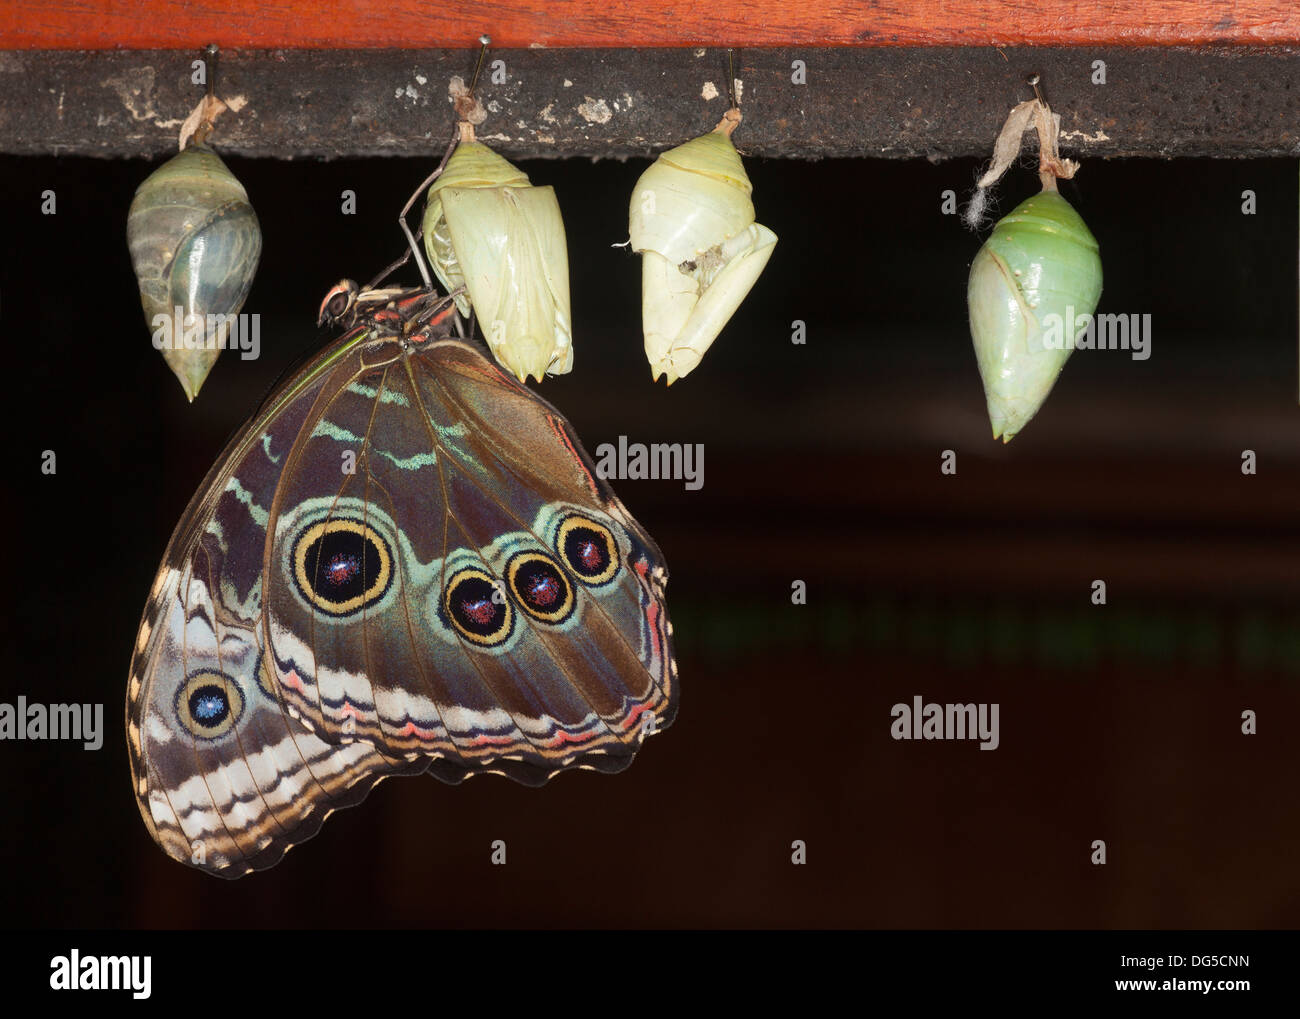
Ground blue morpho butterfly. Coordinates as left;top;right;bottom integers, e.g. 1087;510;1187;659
125;150;678;878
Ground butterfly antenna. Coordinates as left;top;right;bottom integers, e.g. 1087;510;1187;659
362;251;412;293
727;47;738;111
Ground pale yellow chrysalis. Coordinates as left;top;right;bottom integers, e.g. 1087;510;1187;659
628;110;777;384
422;123;573;383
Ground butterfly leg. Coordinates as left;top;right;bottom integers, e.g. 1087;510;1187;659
395;124;462;291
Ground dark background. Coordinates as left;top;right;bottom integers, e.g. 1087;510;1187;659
2;147;1297;928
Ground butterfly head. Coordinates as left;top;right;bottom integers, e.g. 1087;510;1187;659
318;279;360;329
319;279;461;348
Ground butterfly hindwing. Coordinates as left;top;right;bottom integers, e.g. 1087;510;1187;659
417;344;677;733
262;338;677;776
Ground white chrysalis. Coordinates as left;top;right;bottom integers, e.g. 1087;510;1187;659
628;109;777;384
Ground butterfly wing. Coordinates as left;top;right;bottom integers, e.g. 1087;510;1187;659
126;334;431;878
262;338;677;784
129;318;677;878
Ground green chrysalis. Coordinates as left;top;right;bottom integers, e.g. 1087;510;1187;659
968;191;1102;442
966;80;1102;442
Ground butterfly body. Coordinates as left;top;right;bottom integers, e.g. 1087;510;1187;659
127;283;677;877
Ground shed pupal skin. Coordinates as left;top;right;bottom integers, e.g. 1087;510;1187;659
422;123;573;384
629;110;777;385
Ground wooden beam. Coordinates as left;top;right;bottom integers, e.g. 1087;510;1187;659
0;47;1295;159
4;0;1300;49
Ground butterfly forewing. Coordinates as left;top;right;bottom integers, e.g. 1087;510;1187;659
127;344;432;877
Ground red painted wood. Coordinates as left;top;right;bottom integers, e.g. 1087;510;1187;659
2;0;1298;49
